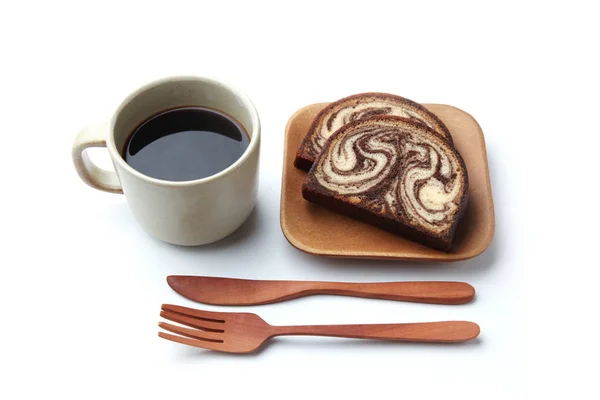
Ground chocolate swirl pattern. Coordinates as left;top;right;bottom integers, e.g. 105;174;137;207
317;126;399;195
397;140;463;232
295;93;452;171
303;116;468;251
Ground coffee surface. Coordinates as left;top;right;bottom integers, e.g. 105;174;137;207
124;107;249;181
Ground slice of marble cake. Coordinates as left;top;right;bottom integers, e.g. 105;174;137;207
302;115;468;251
294;92;452;171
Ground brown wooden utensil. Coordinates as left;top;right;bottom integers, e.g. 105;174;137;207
158;304;480;353
167;276;475;305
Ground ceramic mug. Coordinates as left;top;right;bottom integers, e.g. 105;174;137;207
72;76;260;245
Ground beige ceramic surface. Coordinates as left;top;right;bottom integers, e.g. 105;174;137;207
280;102;494;261
72;76;261;246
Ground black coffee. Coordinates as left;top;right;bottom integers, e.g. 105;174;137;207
124;107;249;181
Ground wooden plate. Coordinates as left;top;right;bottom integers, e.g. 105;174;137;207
280;103;495;262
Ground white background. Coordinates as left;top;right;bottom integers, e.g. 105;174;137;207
1;0;598;398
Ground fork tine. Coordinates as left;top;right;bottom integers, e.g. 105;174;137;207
160;311;224;332
158;332;226;352
161;304;226;322
158;322;223;342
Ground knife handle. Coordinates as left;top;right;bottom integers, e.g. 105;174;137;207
313;281;475;305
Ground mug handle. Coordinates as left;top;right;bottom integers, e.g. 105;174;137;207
72;123;123;194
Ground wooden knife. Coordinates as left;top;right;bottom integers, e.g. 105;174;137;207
166;276;475;305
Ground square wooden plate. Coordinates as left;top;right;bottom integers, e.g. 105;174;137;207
280;102;495;262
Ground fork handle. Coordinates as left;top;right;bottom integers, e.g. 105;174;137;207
273;321;480;343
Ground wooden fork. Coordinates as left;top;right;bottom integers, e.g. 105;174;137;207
158;304;480;353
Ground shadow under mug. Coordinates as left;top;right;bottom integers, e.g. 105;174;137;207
72;76;261;246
